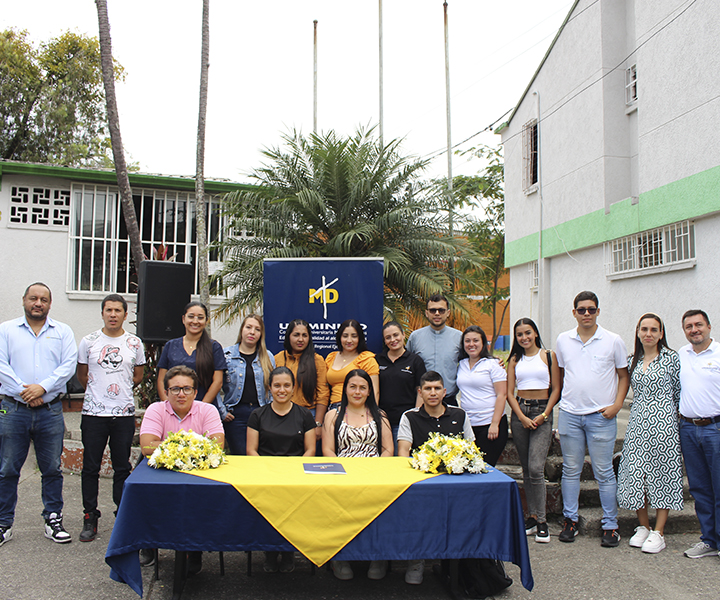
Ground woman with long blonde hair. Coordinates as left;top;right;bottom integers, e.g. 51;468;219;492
221;314;275;454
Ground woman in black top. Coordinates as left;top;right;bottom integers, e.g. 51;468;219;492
247;366;316;573
247;367;316;458
375;321;426;454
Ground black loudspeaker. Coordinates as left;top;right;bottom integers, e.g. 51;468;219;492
136;261;194;343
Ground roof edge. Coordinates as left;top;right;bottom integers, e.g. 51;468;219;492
0;160;257;194
505;0;581;129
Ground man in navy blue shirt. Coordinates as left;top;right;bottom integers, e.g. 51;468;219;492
396;371;474;585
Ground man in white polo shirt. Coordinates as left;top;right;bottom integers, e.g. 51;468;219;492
555;291;629;547
678;309;720;559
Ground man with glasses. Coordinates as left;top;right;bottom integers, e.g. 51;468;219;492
139;365;224;456
407;294;462;406
555;291;629;547
76;294;145;542
138;365;224;573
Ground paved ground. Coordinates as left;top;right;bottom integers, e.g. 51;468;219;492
3;455;719;600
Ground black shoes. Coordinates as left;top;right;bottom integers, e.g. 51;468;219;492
79;513;98;542
524;516;538;535
139;548;157;567
601;529;621;547
187;551;203;576
535;522;550;543
558;518;578;542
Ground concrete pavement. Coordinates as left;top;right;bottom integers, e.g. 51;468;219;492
3;453;719;600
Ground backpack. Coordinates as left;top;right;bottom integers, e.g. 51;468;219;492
458;558;513;599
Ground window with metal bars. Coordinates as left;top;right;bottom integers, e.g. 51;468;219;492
528;260;539;290
626;65;637;105
604;221;695;278
67;184;234;294
522;119;538;192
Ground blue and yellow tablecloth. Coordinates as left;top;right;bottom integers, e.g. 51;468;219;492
105;457;533;597
188;456;436;566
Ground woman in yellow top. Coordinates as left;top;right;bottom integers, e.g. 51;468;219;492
274;319;329;440
325;319;379;408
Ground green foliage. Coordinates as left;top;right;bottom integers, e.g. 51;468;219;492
453;146;509;344
213;127;474;323
0;28;123;167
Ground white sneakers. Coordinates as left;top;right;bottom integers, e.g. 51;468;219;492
405;559;425;584
641;530;666;554
331;560;353;580
367;560;388;580
628;526;665;553
628;525;650;548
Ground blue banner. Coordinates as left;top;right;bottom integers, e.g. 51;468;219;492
263;258;384;356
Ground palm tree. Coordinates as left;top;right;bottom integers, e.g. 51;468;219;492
213;127;470;323
94;0;144;271
195;0;211;313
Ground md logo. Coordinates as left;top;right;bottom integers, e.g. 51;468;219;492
309;275;339;320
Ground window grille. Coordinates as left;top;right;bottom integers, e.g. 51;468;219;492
528;260;539;290
626;65;637;105
604;221;695;277
68;184;231;295
9;186;71;229
522;120;538;191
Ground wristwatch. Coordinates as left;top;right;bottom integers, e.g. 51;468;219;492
315;421;323;428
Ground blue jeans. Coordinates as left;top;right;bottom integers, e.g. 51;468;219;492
680;419;720;548
0;397;66;526
223;403;255;455
558;409;618;529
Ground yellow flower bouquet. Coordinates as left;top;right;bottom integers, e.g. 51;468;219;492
147;430;227;471
410;432;487;475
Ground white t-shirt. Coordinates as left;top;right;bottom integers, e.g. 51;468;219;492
679;340;720;419
555;324;627;415
78;329;145;417
456;357;507;426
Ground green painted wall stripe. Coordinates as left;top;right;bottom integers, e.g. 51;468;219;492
0;161;257;195
506;164;720;267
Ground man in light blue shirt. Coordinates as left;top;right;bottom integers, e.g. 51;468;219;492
0;283;78;546
406;294;462;406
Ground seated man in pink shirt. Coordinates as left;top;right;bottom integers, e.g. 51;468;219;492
140;365;224;456
138;365;224;574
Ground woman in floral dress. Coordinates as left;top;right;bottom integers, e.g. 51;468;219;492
617;313;682;554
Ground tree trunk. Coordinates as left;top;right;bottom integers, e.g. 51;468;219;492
195;0;211;319
94;0;144;272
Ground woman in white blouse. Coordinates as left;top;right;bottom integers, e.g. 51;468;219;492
456;325;508;466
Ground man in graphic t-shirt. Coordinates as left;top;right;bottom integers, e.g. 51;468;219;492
76;294;145;542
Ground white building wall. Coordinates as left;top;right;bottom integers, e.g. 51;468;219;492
502;0;720;352
0;173;239;348
635;0;720;192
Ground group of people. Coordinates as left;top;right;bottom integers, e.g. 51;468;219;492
507;291;720;563
1;283;719;582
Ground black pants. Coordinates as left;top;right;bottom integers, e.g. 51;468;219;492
81;415;135;516
472;414;509;467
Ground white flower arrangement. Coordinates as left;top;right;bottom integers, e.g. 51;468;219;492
410;432;488;475
147;430;227;471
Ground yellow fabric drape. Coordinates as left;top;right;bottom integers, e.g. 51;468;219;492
186;456;437;566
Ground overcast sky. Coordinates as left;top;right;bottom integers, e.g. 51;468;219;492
2;1;573;182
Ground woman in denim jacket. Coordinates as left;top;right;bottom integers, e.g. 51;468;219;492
222;314;275;454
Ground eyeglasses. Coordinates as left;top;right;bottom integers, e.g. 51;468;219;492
167;386;195;396
427;308;447;314
575;307;598;315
